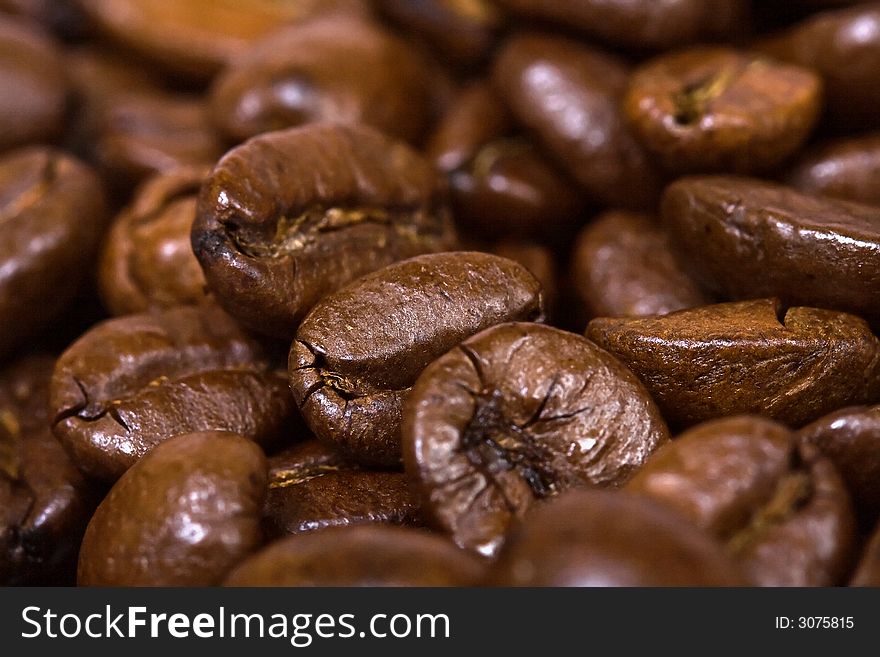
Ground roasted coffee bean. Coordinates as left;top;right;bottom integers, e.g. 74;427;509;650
850;521;880;586
99;166;209;315
491;240;558;318
1;355;101;585
77;0;370;78
66;45;161;102
624;47;821;174
225;525;485;586
290;251;544;466
50;303;293;481
570;210;709;319
268;438;358;477
427;83;584;240
403;322;669;556
88;90;224;191
265;468;420;538
799;406;880;526
494;0;748;50
427;82;510;175
374;0;502;66
210;16;435;144
758;3;880;129
786;133;880;206
627;417;856;586
0;15;67;151
78;431;266;586
489;488;747;586
661;176;880;326
193;123;456;339
492;34;661;210
64;45;164;161
263;439;422;536
587;299;880;430
0;146;107;360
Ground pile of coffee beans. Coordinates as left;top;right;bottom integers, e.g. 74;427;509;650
2;0;880;587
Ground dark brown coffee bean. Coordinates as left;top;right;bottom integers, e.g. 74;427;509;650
570;210;709;319
492;33;661;210
489;488;747;586
193;123;456;339
492;240;558;317
624;47;821;174
850;520;880;586
88;90;224;190
0;146;107;360
225;525;485;586
265;469;420;538
661;176;880;326
0;15;67;151
66;45;162;106
268;438;359;479
627;416;856;586
494;0;748;50
587;299;880;430
427;83;584;240
77;0;370;78
786;133;880;206
1;355;101;585
403;322;669;556
426;82;511;175
758;3;880;129
290;252;544;466
99;166;209;315
50;303;294;481
78;431;267;586
374;0;502;66
65;45;164;161
210;16;436;144
799;405;880;526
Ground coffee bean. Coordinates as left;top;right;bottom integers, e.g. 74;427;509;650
78;430;267;586
426;82;584;240
264;469;420;538
799;405;880;527
661;176;880;326
225;525;486;586
493;0;748;50
192;123;457;339
0;147;107;360
99;166;209;315
489;488;747;586
570;210;709;319
786;133;880;206
290;251;544;466
492;240;559;318
492;33;661;210
263;438;425;538
0;15;67;151
1;354;101;585
758;3;880;129
627;416;856;586
88;89;224;191
50;303;294;481
373;0;502;66
624;47;821;174
403;322;669;556
587;299;880;429
76;0;370;78
210;16;436;144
